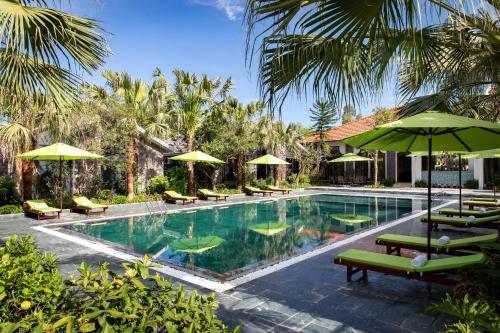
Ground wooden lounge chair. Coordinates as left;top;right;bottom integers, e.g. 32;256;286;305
334;249;486;286
162;191;197;205
197;189;228;201
463;199;500;210
439;208;500;218
376;233;498;256
23;200;61;220
244;186;273;196
70;196;108;216
264;185;291;194
421;215;500;231
470;197;497;202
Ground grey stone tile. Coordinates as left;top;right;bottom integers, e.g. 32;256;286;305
245;300;297;325
280;312;316;331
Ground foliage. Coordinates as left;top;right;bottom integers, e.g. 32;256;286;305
0;235;237;332
383;177;395;187
148;175;170;194
464;179;479;189
166;166;188;194
427;294;500;333
341;105;358;124
309;99;337;137
265;176;275;185
0;205;22;215
0;176;17;206
415;179;427;188
112;195;128;205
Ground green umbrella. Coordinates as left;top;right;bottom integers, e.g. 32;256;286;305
170;150;224;164
463;149;500;201
16;143;103;209
344;111;500;259
327;153;372;163
170;235;225;254
247;154;290;165
249;222;290;236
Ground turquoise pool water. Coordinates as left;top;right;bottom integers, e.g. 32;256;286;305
62;194;424;279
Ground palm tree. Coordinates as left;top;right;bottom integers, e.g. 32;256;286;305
0;0;108;108
170;69;232;195
245;1;498;117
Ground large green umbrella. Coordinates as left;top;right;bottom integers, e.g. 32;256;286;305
327;153;371;163
462;149;500;201
16;143;103;209
247;154;290;165
344;111;500;259
170;236;225;254
170;151;224;164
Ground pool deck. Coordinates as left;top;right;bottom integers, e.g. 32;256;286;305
0;188;494;332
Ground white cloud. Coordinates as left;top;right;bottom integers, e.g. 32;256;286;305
191;0;244;21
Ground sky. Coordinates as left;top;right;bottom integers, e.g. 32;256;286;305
64;0;400;126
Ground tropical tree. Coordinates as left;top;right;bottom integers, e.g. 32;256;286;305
0;0;108;108
170;69;232;195
370;107;394;186
342;105;358;124
245;0;499;118
309;99;337;142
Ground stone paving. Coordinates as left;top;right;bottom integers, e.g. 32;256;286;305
0;188;494;332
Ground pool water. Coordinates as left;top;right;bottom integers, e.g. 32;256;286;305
62;194;424;279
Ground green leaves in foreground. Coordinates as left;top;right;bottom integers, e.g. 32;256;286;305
0;235;238;332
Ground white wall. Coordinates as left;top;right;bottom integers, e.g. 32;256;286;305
473;159;484;189
411;156;422;186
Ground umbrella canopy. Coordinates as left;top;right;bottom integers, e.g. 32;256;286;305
16;143;103;210
170;151;224;164
343;111;500;260
247;154;290;165
170;236;225;254
462;149;500;159
328;153;372;163
249;222;290;236
16;142;103;160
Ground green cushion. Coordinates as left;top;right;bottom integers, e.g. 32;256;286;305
164;191;181;198
377;233;498;249
199;189;212;195
245;186;268;193
422;215;499;225
415;253;485;273
447;234;498;247
73;196;93;206
463;200;500;207
36;207;61;213
471;197;497;202
439;208;500;217
26;200;49;210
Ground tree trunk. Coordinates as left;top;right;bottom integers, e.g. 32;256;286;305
236;153;245;190
186;134;195;195
21;159;34;200
211;168;220;191
126;134;137;201
373;150;379;186
14;158;23;199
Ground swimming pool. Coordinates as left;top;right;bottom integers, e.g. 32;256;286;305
60;194;426;280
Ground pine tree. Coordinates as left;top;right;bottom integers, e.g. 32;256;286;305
309;99;337;142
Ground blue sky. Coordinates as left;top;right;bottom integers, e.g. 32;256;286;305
66;0;399;126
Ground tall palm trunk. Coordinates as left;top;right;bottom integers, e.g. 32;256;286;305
186;134;195;195
373;150;379;186
126;134;137;201
211;168;220;191
21;138;37;200
236;153;245;190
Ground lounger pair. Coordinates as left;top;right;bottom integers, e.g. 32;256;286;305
71;196;108;216
244;186;273;196
334;249;485;286
23;200;61;220
198;189;228;201
421;214;500;231
162;191;197;205
439;208;500;218
264;185;292;194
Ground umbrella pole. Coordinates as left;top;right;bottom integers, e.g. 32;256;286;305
427;135;432;260
59;157;63;210
459;154;462;217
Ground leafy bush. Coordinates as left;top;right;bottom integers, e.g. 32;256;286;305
414;179;427;188
265;176;275;185
383;177;395;187
0;235;237;332
94;189;116;202
298;174;310;185
148;175;169;194
0;205;22;215
0;176;17;206
252;178;266;188
112;195;128;204
288;173;297;184
464;179;479;189
166;166;188;194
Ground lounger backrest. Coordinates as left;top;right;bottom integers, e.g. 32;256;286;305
26;200;49;210
199;189;211;195
73;196;93;206
165;191;181;198
245;186;257;191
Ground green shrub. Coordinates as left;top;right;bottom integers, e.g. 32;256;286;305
265;176;275;185
414;179;427;188
0;235;237;332
94;189;116;202
383;177;395;187
0;176;17;206
288;173;298;184
148;175;169;194
298;174;310;185
464;178;479;189
112;195;128;204
252;178;266;188
166;166;188;194
0;204;22;214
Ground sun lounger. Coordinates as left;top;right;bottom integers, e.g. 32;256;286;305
162;191;197;205
23;200;61;220
244;186;273;196
376;233;498;256
463;200;500;210
439;208;500;217
471;197;497;202
421;215;500;231
334;249;485;286
264;185;291;194
70;196;108;216
198;189;228;201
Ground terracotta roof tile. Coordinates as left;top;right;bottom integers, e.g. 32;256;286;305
303;114;379;144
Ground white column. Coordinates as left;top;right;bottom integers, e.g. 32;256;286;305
473;159;484;189
411;156;422;187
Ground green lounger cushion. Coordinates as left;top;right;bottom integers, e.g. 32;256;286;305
463;200;500;206
164;191;196;200
377;233;498;249
73;196;107;208
245;186;270;193
471;198;497;202
439;208;500;217
422;215;499;225
336;249;486;273
199;189;226;197
266;185;291;191
25;200;60;213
